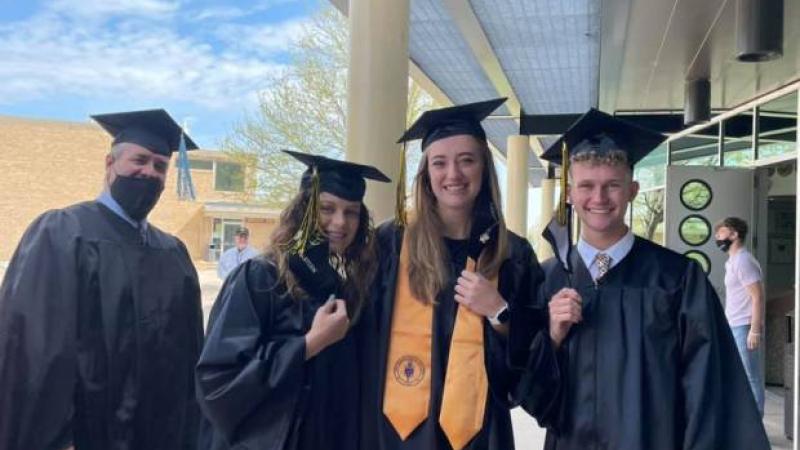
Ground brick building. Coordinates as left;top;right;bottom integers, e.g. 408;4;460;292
0;115;279;262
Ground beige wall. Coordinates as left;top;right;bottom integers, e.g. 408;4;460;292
244;218;277;253
0;116;108;261
0;115;257;262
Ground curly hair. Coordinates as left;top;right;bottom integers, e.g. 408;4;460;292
266;189;378;322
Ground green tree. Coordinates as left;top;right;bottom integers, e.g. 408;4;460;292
222;5;435;207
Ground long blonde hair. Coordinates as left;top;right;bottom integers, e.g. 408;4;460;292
405;138;509;302
266;189;377;321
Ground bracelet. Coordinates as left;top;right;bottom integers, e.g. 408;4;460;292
749;331;761;336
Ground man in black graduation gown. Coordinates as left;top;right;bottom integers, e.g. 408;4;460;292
519;109;770;449
0;109;204;450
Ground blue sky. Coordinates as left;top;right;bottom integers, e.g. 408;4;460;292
0;0;323;148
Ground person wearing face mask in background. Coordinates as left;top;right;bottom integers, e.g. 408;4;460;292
714;217;766;416
195;151;390;450
0;109;204;450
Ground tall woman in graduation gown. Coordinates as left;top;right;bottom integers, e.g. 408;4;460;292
368;99;560;450
195;151;390;450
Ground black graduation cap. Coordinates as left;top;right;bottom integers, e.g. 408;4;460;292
540;108;666;167
397;97;507;150
283;150;391;202
91;109;199;157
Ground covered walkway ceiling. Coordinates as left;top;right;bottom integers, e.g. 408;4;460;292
333;0;800;185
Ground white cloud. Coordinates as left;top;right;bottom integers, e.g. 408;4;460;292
0;6;293;110
188;6;248;22
213;18;309;56
187;0;303;23
46;0;178;20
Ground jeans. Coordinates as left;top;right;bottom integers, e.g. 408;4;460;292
731;324;765;417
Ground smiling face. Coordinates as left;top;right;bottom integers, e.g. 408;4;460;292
568;160;639;245
424;134;485;215
317;191;362;255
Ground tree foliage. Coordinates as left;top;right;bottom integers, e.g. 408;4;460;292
221;5;435;207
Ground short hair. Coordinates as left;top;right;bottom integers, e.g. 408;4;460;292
570;149;630;167
109;142;128;159
714;217;748;241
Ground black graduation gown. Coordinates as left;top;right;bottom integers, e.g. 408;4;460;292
195;256;365;450
364;222;557;450
0;201;203;450
521;236;770;450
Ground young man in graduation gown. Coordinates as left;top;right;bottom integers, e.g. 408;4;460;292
519;109;770;449
195;151;390;450
0;109;204;450
363;99;559;450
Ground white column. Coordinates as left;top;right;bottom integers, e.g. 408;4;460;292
345;0;410;222
505;135;529;236
537;178;556;260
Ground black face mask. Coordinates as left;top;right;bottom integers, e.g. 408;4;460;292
110;174;164;221
716;238;733;253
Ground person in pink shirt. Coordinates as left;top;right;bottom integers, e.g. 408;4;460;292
715;217;765;416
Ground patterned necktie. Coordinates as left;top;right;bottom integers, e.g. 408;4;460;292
595;252;612;280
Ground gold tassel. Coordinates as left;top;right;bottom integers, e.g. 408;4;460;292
557;141;569;226
291;166;323;255
395;142;408;226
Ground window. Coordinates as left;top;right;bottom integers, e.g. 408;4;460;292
215;162;245;192
722;111;754;167
679;215;712;246
671;123;720;166
189;159;213;170
757;91;797;160
680;180;712;211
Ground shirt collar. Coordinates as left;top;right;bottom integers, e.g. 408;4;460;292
577;228;635;271
97;190;148;231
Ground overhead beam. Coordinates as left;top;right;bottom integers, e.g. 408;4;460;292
409;60;452;107
439;0;547;177
440;0;522;118
331;0;542;181
521;112;693;135
598;0;635;112
520;114;583;135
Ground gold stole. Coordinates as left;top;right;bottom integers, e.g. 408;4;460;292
383;233;497;450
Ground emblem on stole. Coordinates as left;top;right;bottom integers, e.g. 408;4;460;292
393;355;425;386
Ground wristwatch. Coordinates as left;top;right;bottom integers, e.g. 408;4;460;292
488;302;510;326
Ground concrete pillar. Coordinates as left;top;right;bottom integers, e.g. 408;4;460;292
345;0;410;222
537;178;556;260
505;135;529;236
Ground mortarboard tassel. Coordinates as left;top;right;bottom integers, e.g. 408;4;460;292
176;131;196;201
557;141;569;226
542;141;573;275
290;166;324;255
395;142;408;227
